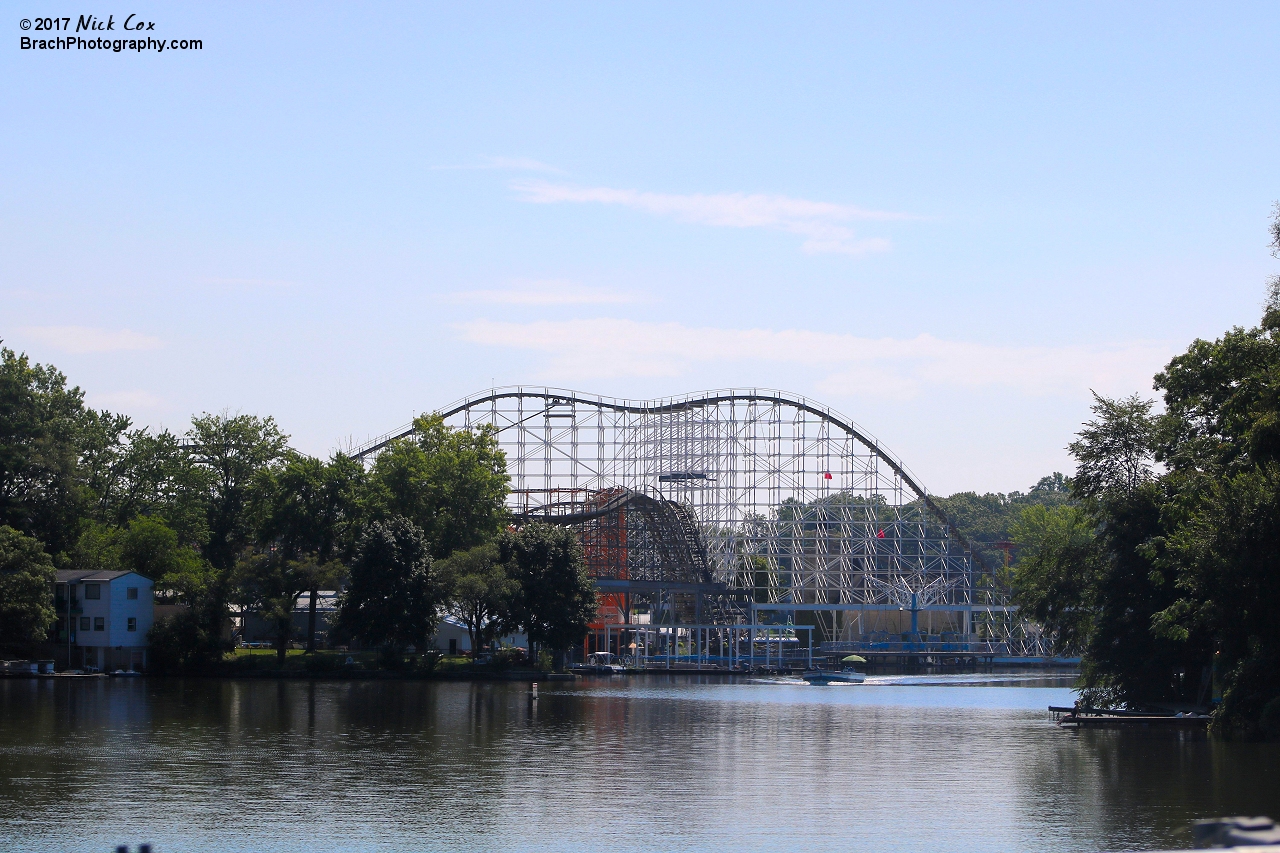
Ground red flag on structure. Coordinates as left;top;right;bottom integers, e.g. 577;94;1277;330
823;472;832;480
876;528;886;538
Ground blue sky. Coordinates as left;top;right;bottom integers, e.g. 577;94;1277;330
4;2;1278;495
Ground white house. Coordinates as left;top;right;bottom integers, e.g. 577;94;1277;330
429;615;528;656
54;570;155;672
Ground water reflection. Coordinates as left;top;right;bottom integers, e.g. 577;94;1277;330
0;677;1277;853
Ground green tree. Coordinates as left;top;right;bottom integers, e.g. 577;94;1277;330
90;428;212;547
1014;208;1280;727
0;525;56;655
0;347;90;553
118;516;208;585
1004;392;1188;708
1010;504;1103;655
438;542;518;655
230;551;317;666
186;412;289;573
1155;469;1280;730
334;517;442;653
179;413;288;659
253;452;364;650
1069;393;1158;498
501;523;596;664
1142;247;1280;730
68;516;207;583
368;415;508;559
923;475;1072;572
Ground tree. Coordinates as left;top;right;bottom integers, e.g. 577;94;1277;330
333;517;442;653
501;523;596;664
253;452;364;651
180;413;289;659
438;542;517;655
118;516;208;584
186;412;289;573
1155;469;1280;730
1012;207;1280;729
1068;393;1157;499
89;428;212;547
69;516;207;583
926;475;1071;571
368;415;508;559
0;347;90;554
230;551;314;666
1142;261;1280;731
1002;392;1190;708
0;525;56;655
1031;472;1070;493
1010;504;1102;655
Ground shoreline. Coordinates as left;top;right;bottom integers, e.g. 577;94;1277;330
1;670;576;682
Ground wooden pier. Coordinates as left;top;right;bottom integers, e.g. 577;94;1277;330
1050;705;1211;729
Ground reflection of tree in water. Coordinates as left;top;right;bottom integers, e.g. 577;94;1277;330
6;681;1280;851
1018;728;1280;851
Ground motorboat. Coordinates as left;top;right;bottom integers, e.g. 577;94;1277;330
801;669;866;685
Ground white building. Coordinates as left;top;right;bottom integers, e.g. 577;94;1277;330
430;615;527;656
54;570;154;672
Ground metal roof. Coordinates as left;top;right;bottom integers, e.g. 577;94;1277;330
55;570;153;583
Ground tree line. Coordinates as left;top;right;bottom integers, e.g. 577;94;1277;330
0;354;596;670
1010;206;1280;737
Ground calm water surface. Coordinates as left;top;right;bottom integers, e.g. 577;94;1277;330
2;674;1278;852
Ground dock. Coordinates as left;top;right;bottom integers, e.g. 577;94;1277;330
1050;705;1211;729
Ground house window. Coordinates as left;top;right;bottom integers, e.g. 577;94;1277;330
127;617;137;632
94;617;105;631
127;587;138;600
85;584;101;600
80;616;91;631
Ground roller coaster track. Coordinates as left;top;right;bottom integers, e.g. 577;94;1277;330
351;387;988;572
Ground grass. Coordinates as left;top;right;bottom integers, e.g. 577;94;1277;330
224;648;377;671
228;648;308;659
221;649;544;674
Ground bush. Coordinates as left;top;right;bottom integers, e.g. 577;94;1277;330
147;610;226;674
228;652;262;671
536;650;554;672
491;647;525;670
303;653;340;673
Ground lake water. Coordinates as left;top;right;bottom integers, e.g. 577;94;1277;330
2;674;1278;853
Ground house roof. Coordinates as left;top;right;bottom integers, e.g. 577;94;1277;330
290;590;339;610
55;570;152;583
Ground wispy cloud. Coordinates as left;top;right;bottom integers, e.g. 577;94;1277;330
448;280;639;306
511;181;911;256
456;318;1173;400
21;326;163;354
435;156;563;174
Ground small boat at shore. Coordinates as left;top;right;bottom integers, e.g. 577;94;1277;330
571;652;625;675
802;669;866;685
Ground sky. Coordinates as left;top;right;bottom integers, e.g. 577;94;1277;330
4;2;1279;496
